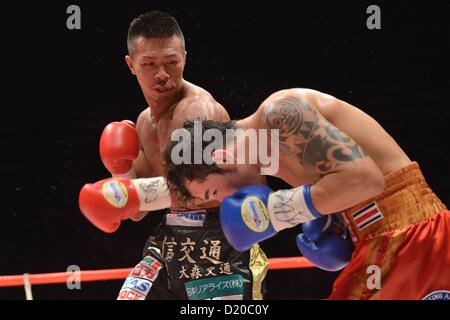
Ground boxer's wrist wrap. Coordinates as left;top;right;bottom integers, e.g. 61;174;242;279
304;184;323;218
132;177;171;211
268;185;320;232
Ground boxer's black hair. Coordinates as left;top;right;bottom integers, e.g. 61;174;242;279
127;11;185;55
164;119;238;205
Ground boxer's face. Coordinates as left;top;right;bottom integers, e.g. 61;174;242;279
125;35;186;101
185;171;242;202
184;162;261;202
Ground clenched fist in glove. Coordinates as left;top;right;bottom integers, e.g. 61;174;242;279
220;184;322;251
100;120;139;177
79;176;171;233
296;214;354;271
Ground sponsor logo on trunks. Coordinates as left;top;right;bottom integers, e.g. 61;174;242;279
166;211;206;227
102;180;128;208
121;276;153;296
241;196;270;232
352;202;383;231
139;256;162;274
422;290;450;300
117;256;162;300
184;274;245;300
131;263;160;282
117;288;145;300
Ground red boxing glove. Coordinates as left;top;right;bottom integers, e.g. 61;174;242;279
99;121;139;176
79;178;140;233
79;176;171;233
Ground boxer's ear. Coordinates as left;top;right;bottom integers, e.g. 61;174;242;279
212;149;235;168
125;56;136;75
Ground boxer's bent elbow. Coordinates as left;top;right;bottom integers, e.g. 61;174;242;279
350;162;385;201
312;161;385;214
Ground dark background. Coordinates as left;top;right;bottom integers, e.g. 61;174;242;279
1;0;449;299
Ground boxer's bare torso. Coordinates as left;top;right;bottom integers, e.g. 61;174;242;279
134;80;236;209
134;81;228;175
241;88;411;188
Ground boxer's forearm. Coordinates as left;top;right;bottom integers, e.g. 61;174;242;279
133;177;171;211
310;157;385;214
131;177;218;212
128;176;172;222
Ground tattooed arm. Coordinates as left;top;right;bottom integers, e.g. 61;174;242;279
262;95;384;216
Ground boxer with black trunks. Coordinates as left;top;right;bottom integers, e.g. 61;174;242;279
79;11;268;300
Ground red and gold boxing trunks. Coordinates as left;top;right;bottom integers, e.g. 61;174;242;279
329;162;450;300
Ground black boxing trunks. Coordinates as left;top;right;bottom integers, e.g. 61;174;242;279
117;207;268;300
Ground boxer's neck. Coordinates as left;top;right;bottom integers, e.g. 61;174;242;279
147;81;186;122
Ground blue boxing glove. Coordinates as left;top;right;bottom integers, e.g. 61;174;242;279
296;214;354;272
220;185;322;251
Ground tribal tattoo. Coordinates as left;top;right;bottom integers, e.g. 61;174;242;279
263;97;367;175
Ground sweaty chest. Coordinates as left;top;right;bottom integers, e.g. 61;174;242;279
138;121;173;176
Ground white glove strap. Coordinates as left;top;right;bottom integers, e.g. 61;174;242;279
267;185;317;232
131;177;171;211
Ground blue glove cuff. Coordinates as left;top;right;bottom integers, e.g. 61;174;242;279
304;184;322;218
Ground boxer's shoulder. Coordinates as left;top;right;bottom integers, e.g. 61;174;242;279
259;88;317;110
182;80;214;98
180;82;226;110
136;108;153;130
172;98;228;128
180;85;214;106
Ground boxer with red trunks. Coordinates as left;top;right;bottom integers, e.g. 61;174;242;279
163;88;450;299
